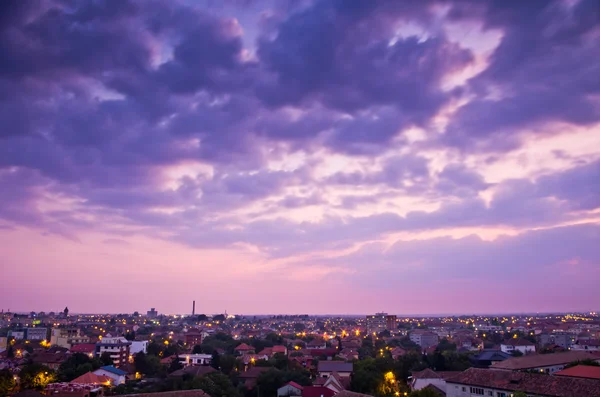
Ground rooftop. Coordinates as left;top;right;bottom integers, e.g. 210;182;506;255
318;361;353;373
447;368;600;397
490;351;600;370
555;365;600;380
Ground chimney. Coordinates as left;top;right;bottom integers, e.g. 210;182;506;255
192;300;196;316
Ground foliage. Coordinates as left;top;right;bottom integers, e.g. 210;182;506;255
211;351;220;370
410;388;443;397
0;369;16;397
168;355;183;373
19;363;57;390
197;314;208;321
219;355;238;375
512;350;524;357
58;353;102;381
212;314;226;322
192;345;203;354
565;359;600;368
252;368;311;397
100;352;114;366
189;372;239;397
437;338;457;352
134;352;166;377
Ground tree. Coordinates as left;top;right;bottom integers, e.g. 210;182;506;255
213;314;226;322
0;369;16;397
124;331;136;341
190;372;239;397
410;388;442;397
19;363;56;390
512;350;523;357
219;355;237;375
6;345;13;359
192;345;203;354
169;356;183;373
211;351;220;370
100;352;114;366
58;353;101;381
197;314;208;322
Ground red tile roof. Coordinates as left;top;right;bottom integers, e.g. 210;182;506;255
235;343;254;351
285;381;304;391
555;365;600;380
447;368;600;397
71;372;111;385
490;351;600;370
70;344;96;353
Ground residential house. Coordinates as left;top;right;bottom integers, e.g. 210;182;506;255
572;339;600;351
391;347;408;360
184;331;203;347
31;351;68;370
71;372;112;385
410;368;453;393
277;381;303;397
317;361;353;378
92;366;127;385
129;341;148;355
469;350;512;368
555;365;600;380
306;339;327;349
490;350;600;374
46;383;105;397
70;344;96;358
446;367;600;397
234;343;255;355
168;366;216;378
258;345;287;357
239;366;270;389
500;338;536;355
338;348;359;361
309;348;337;360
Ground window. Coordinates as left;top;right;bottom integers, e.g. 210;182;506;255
470;387;484;395
497;393;506;397
488;392;493;396
462;387;466;392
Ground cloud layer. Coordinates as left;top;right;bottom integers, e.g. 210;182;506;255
1;0;599;314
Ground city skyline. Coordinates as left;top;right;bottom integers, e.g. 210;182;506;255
1;0;599;314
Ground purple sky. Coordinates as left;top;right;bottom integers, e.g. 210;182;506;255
1;0;599;315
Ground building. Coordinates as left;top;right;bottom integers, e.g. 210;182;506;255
92;366;127;386
366;313;387;334
317;361;353;378
26;328;48;341
129;341;148;355
70;344;96;358
178;354;212;366
95;337;131;368
410;368;459;393
8;330;25;340
50;328;90;349
469;350;512;368
446;367;600;397
410;330;439;348
539;333;573;349
46;382;105;397
572;339;600;351
385;315;397;331
234;343;255;355
555;365;600;380
146;308;158;318
277;381;304;397
500;338;536;355
490;350;600;374
184;331;203;347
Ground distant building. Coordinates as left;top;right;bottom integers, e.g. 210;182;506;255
500;338;536;355
317;362;353;378
26;328;48;341
184;331;203;347
95;337;131;367
385;315;397;331
8;330;24;340
366;313;387;334
469;350;512;368
410;330;439;348
572;339;600;351
50;328;91;349
92;366;127;385
277;381;303;397
129;340;148;355
539;333;573;349
146;308;158;318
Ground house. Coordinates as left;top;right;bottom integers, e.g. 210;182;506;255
317;361;353;378
309;348;338;360
258;345;288;357
390;347;408;360
307;339;327;349
500;338;536;355
338;348;359;361
70;344;96;358
469;350;512;368
446;367;600;397
410;330;439;349
301;386;335;397
31;351;68;370
239;366;270;389
234;343;255;355
410;368;450;392
277;381;303;397
555;365;600;380
321;372;350;393
168;365;216;378
572;339;600;351
93;366;127;385
71;371;112;385
45;383;105;397
490;350;600;374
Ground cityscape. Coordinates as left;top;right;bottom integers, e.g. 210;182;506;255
2;0;600;397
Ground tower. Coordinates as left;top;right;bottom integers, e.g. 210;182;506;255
192;300;196;316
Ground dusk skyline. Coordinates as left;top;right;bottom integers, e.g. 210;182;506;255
1;0;599;315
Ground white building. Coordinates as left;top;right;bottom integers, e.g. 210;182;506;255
179;353;213;366
93;366;127;385
500;338;536;355
410;330;439;348
410;369;448;393
130;340;149;355
95;337;131;367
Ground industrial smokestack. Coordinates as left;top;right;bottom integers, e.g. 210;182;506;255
192;300;195;316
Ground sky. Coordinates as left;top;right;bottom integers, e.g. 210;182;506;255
1;0;599;316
